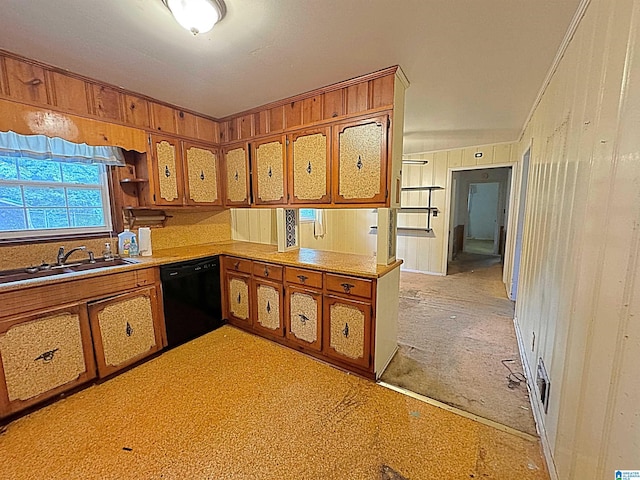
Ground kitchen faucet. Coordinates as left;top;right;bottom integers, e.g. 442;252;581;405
57;246;90;265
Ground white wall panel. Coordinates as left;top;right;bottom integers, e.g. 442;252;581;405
514;0;640;478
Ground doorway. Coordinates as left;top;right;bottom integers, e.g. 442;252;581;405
448;167;511;268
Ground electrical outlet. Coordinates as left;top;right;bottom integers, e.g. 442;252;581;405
536;358;550;413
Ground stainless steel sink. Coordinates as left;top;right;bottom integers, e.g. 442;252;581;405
0;257;138;285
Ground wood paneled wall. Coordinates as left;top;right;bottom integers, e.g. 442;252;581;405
0;50;219;144
513;0;640;477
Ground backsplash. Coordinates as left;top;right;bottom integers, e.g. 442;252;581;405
0;237;117;271
150;209;231;251
0;209;232;270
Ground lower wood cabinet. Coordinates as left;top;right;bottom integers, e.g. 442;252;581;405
323;295;372;370
252;278;284;337
0;267;166;420
285;286;322;351
0;303;96;418
225;271;252;326
221;256;377;377
88;286;163;378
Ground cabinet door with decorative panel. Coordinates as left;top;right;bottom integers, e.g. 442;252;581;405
183;142;222;206
150;135;185;206
285;285;322;351
224;271;252;326
251;135;287;205
0;303;96;418
288;126;331;204
333;115;389;205
88;287;163;379
222;143;251;207
252;278;284;338
323;295;372;370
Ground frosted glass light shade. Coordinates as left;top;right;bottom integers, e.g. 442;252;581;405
165;0;224;35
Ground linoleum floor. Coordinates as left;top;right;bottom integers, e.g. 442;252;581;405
0;326;548;479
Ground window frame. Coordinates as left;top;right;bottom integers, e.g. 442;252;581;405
298;208;316;223
0;161;114;241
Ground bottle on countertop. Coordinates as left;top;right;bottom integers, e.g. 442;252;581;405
129;235;139;257
117;228;136;257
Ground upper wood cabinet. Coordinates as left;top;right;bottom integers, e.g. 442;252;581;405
176;109;198;139
148;135;221;207
151;103;177;134
48;71;90;115
251;135;287;205
288;126;331;204
333;115;389;204
124;94;151;128
183;141;222;206
91;84;123;121
2;57;48;104
222;142;251;207
150;135;185;206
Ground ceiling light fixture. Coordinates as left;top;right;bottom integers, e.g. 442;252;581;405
162;0;226;35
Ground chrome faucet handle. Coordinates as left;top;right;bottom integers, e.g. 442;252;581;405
88;251;95;263
57;246;65;264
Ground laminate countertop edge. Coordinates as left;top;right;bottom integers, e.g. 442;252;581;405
0;241;403;294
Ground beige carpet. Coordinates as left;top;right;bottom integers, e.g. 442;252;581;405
0;326;548;479
381;254;537;436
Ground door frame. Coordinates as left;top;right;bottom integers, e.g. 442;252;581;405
442;162;516;277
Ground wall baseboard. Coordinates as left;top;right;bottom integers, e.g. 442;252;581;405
399;267;446;276
513;316;559;480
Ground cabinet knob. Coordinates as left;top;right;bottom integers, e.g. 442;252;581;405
268;166;273;178
266;301;271;314
34;348;59;363
24;78;43;86
126;322;134;337
298;313;309;325
356;155;363;170
341;282;355;294
306;161;312;175
164;165;171;177
342;322;349;338
200;170;205;180
237;292;242;304
234;261;240;270
264;267;269;277
234;170;239;181
297;274;308;283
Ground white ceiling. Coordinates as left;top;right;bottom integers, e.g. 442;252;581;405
0;0;580;154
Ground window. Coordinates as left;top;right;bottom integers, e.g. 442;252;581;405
0;157;112;239
299;208;316;222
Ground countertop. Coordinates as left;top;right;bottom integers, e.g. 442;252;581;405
0;241;403;294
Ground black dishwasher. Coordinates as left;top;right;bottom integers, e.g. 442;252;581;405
160;256;223;348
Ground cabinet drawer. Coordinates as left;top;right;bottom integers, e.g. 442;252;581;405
223;256;252;274
253;262;283;281
325;273;372;299
285;267;323;289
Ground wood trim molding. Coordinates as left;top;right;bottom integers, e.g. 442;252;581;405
0;98;147;151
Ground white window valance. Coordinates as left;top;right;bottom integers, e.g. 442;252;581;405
0;131;125;166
